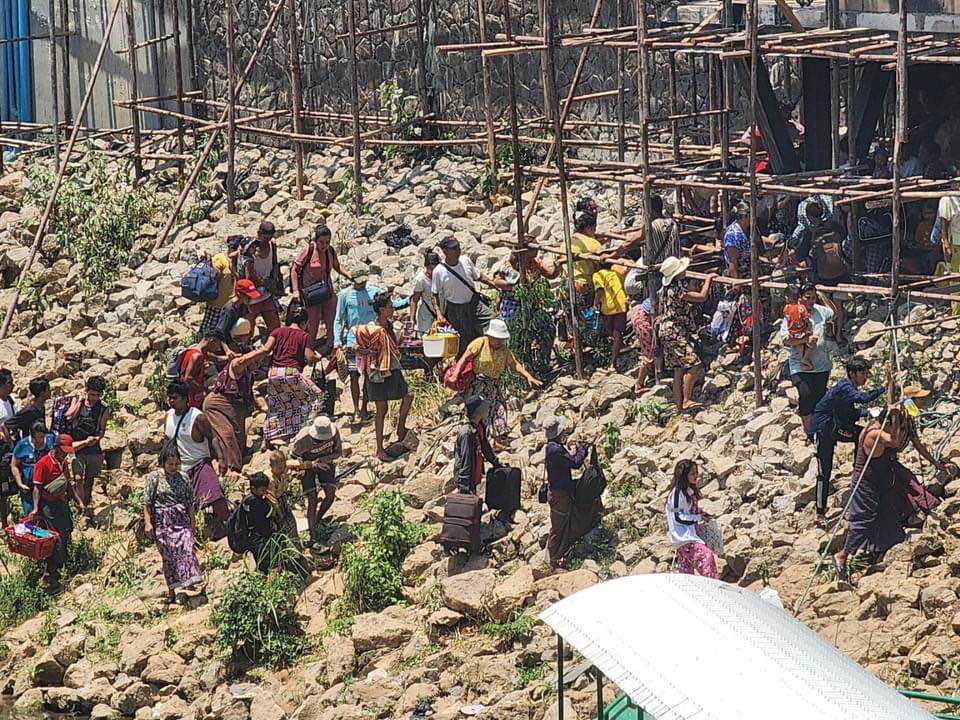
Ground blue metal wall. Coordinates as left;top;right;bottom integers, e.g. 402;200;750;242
0;0;33;123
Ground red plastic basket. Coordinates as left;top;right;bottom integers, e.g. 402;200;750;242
4;524;59;561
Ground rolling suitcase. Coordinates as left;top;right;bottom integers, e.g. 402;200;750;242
484;465;521;512
438;492;482;553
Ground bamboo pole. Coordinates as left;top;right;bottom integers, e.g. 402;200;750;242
891;0;906;297
59;0;72;124
668;51;680;164
184;0;199;122
0;0;124;341
170;0;185;160
477;0;497;172
412;0;432;134
48;0;60;172
747;0;762;408
544;0;583;379
225;0;237;213
616;0;627;220
828;0;840;169
636;0;656;300
522;0;605;229
719;0;734;232
347;0;364;216
501;0;525;249
156;0;286;247
286;0;305;200
125;0;143;179
847;59;861;270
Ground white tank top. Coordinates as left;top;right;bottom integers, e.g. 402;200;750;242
164;408;211;473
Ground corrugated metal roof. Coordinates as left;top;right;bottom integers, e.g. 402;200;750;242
539;574;934;720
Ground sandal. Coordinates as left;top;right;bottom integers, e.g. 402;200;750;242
831;554;850;584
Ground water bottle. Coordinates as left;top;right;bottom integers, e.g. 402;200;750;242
903;396;920;418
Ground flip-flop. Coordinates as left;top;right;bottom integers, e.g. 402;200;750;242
831;555;850;584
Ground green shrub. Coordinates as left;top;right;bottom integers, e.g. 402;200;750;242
24;148;164;293
0;562;51;633
64;535;104;577
340;490;427;613
480;611;536;643
211;570;307;669
508;277;559;372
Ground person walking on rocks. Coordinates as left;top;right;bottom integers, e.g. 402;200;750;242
4;377;49;442
453;395;500;494
235;221;283;335
143;444;203;606
780;283;836;435
666;459;719;579
593;260;629;369
291;415;343;551
410;252;440;337
658;256;717;413
31;434;84;593
447;319;541;444
0;368;14;525
291;223;351;352
215;278;264;350
64;375;110;514
357;292;413;462
198;252;234;339
203;318;261;475
544;416;593;571
257;303;325;444
166;382;230;523
431;236;496;355
809;358;889;523
11;421;54;517
334;269;379;425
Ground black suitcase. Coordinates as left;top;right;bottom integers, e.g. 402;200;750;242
438;493;482;553
573;447;606;505
485;466;521;512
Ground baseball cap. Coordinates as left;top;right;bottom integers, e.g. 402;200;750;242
235;279;261;300
57;434;75;453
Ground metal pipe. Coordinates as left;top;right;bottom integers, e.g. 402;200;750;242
557;636;565;720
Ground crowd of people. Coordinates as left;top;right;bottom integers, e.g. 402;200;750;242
2;127;957;594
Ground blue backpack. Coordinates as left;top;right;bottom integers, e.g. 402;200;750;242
180;262;220;303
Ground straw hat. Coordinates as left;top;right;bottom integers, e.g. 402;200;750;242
543;416;571;441
660;256;691;287
902;384;931;399
485;318;510;340
308;415;338;441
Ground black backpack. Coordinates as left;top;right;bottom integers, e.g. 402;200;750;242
574;447;606;505
226;503;250;554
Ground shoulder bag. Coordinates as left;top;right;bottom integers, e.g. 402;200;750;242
443;262;491;308
297;244;333;307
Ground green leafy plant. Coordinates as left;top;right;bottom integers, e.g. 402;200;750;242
508;277;558;372
515;662;546;690
607;474;640;498
602;422;621;460
144;351;168;408
378;81;421;162
337;166;368;215
0;559;50;633
182;133;224;223
24;147;164;293
205;548;232;572
64;535;105;577
211;570;307;669
340;490;427;613
479;611;536;643
18;270;49;322
38;610;59;646
477;142;540;197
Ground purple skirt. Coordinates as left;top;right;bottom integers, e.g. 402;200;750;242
188;459;225;508
153;504;203;591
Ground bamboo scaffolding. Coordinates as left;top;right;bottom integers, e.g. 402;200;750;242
0;0;124;341
747;0;762;408
225;0;238;213
48;0;60;172
124;0;142;179
286;0;305;200
346;0;363;216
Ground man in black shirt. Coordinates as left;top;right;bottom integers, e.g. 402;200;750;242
240;472;276;574
4;378;50;442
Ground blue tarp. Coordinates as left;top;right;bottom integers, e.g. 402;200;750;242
1;0;33;124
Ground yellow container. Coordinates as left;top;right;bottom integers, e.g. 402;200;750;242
423;333;459;358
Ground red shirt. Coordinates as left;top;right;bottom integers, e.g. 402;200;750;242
270;326;310;372
180;347;205;409
33;452;67;503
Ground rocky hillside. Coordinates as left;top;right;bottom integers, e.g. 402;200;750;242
1;143;960;720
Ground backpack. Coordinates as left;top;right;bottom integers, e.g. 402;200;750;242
573;446;606;505
810;224;848;282
181;261;220;303
226;503;250;553
164;347;190;383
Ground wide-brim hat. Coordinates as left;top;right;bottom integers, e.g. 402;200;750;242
230;317;253;338
660;256;691;287
544;416;571;441
485;318;510;340
903;384;931;399
308;415;337;441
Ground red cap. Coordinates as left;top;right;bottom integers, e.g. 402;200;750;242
235;279;261;300
57;434;75;454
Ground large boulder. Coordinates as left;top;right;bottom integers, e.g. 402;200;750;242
322;635;356;685
440;568;497;616
487;566;534;621
351;607;416;653
113;681;157;716
140;650;188;687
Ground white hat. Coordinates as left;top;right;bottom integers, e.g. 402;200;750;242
308;415;338;441
660;256;691;287
230;317;253;338
485;318;510;340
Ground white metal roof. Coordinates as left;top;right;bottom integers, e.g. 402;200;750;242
538;574;934;720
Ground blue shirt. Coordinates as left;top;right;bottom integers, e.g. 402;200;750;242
722;221;750;273
778;303;836;375
12;432;55;484
809;378;885;437
790;194;835;245
333;285;379;348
